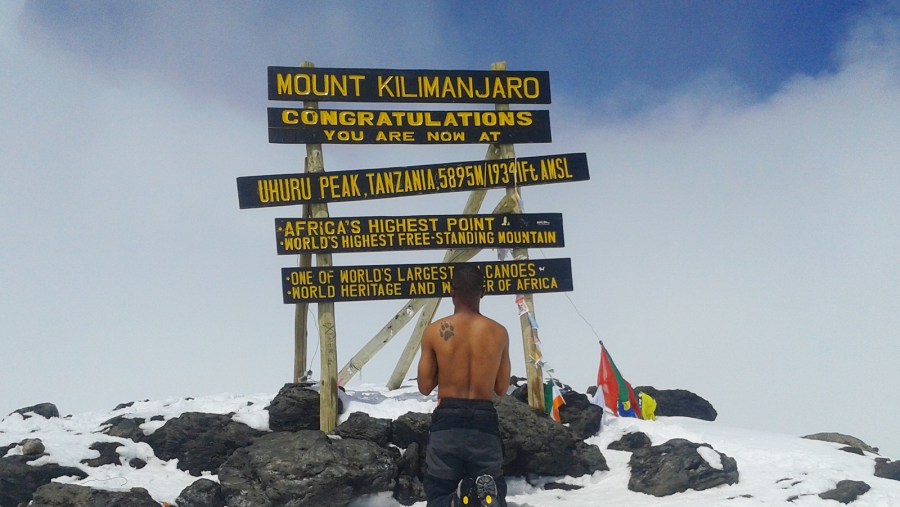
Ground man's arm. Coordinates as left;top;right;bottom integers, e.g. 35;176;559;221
494;328;511;397
417;327;438;395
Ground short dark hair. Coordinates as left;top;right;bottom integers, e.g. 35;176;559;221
451;264;484;296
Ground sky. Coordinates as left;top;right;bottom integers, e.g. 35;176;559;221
2;383;900;505
1;0;899;459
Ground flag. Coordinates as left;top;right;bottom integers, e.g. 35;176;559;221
639;391;657;421
596;344;643;419
551;383;566;423
544;380;566;423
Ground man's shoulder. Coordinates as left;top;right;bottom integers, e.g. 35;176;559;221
479;314;508;332
423;315;453;340
428;315;453;328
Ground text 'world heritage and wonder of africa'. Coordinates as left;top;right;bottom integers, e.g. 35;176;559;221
281;258;573;303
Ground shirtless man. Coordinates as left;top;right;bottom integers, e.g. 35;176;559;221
418;264;511;507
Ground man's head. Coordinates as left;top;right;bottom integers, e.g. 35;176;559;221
451;264;484;299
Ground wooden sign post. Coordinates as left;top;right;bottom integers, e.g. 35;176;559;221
293;204;311;384
299;62;339;433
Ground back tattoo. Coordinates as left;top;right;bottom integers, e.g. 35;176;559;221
440;322;455;341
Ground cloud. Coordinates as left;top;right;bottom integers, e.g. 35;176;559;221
2;1;898;459
539;10;900;455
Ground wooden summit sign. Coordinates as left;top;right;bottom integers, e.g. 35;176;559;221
239;61;571;427
275;213;564;254
282;258;573;303
268;67;551;104
268;108;551;144
237;153;589;208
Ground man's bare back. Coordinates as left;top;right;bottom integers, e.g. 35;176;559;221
418;309;510;400
418;264;510;506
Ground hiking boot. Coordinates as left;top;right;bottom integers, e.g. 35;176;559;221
475;474;499;506
455;476;476;506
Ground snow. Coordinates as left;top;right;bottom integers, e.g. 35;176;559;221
2;383;898;506
697;445;723;470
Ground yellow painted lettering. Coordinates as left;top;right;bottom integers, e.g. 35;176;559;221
357;111;374;126
376;112;392;126
420;76;439;98
474;77;491;99
318;110;338;126
523;77;540;98
377;75;395;97
492;78;507;99
425;112;441;126
516;111;533;126
506;77;522;99
277;74;292;95
498;111;515;126
338;111;356;126
282;110;299;125
348;75;365;97
300;109;318;125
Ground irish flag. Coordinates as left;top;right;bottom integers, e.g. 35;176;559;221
543;381;567;423
596;344;643;419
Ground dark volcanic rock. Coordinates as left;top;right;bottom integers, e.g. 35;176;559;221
495;395;607;477
266;383;343;432
839;446;865;456
21;438;45;456
397;442;424;478
608;431;652;452
393;442;426;506
558;389;593;418
391;411;431;450
81;441;124;467
544;482;582;491
100;415;147;442
557;390;604;440
628;438;738;496
29;482;159;506
634;386;717;421
12;402;59;420
218;430;398;507
510;383;529;403
389;412;430;504
143;412;263;475
818;479;871;504
176;478;226;507
335;411;392;447
114;401;137;411
803;432;879;454
0;455;87;506
875;458;900;481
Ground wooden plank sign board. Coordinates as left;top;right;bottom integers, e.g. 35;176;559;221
268;67;551;104
281;258;573;303
275;213;564;254
267;108;551;144
237;153;589;208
